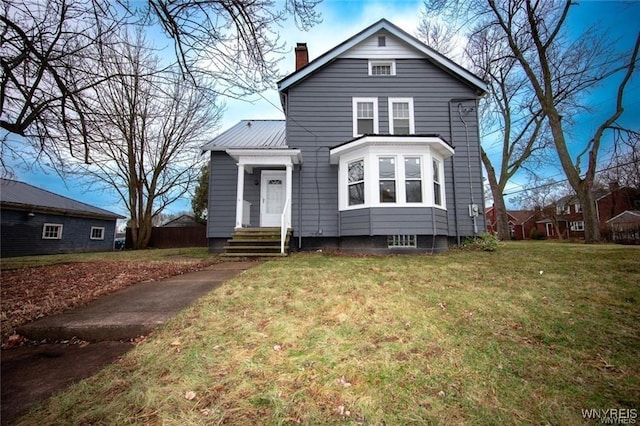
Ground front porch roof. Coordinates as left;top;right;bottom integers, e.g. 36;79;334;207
201;120;286;151
226;149;302;172
329;134;454;164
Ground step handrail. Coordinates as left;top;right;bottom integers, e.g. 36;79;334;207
280;197;289;254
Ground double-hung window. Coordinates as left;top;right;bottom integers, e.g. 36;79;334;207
348;159;365;206
405;157;422;203
352;98;378;137
433;159;442;206
388;98;414;134
379;157;396;203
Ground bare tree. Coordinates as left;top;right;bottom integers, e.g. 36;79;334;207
82;32;221;249
509;176;568;239
1;0;129;166
1;0;321;171
598;132;640;191
462;24;549;240
424;0;640;243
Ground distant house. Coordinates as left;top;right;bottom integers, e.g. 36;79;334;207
161;214;205;228
606;210;640;244
534;183;640;239
485;206;539;240
1;179;124;257
202;19;488;255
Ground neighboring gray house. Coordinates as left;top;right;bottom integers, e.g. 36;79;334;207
0;178;124;257
203;19;488;255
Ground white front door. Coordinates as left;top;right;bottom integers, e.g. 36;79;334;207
260;170;286;227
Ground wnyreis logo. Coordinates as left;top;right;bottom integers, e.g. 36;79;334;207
582;408;637;424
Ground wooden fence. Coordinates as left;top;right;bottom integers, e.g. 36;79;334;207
125;226;207;248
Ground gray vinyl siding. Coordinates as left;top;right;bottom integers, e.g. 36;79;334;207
286;58;486;239
208;152;237;238
1;209;117;257
340;207;448;235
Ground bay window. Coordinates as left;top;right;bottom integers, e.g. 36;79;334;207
405;157;422;203
348;159;365;206
330;135;453;211
433;158;442;206
379;157;396;203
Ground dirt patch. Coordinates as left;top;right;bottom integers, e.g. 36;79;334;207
1;341;134;424
1;260;212;345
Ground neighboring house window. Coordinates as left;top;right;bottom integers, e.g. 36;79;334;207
379;157;397;203
353;97;379;136
405;157;422;203
388;234;417;248
368;60;395;76
348;159;365;206
433;158;442;206
570;221;585;231
574;202;582;213
91;227;105;240
42;223;63;240
388;98;414;134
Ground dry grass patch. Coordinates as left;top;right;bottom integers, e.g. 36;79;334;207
16;242;640;425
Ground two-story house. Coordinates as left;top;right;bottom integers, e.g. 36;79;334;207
203;19;488;255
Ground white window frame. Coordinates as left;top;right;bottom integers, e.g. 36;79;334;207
42;223;63;240
432;158;444;207
378;156;397;203
404;156;423;203
388;98;415;135
352;97;379;137
337;144;445;211
570;221;585;231
388;234;417;248
347;158;365;206
368;59;396;76
90;226;105;240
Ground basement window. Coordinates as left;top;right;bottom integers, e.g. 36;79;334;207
387;234;417;248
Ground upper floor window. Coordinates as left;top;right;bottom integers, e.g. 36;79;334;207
368;60;396;76
388;98;414;134
352;97;379;137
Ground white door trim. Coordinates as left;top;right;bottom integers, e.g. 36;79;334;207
260;170;287;227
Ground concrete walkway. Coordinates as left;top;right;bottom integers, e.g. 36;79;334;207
17;261;256;342
2;261;258;424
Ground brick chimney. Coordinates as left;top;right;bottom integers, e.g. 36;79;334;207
295;43;308;71
608;181;620;192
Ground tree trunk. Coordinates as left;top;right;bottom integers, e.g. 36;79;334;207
576;187;601;243
482;148;511;240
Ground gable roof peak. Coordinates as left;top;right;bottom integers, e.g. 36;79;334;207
278;19;488;94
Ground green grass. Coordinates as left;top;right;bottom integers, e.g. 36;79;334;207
0;247;214;270
16;242;640;425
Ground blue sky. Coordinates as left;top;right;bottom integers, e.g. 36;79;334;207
4;0;639;216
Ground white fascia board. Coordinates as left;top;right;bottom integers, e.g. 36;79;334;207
278;20;488;94
329;136;453;164
226;149;302;166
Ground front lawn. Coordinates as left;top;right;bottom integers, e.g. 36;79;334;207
17;242;640;425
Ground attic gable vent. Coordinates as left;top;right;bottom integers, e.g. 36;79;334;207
378;36;386;47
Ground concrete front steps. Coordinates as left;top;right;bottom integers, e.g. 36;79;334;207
222;227;292;257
